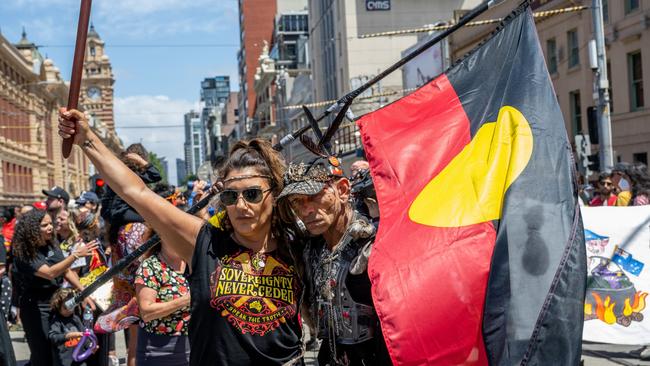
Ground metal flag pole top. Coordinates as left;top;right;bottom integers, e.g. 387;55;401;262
62;0;92;159
273;0;500;151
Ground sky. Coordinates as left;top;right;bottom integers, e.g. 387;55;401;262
0;0;241;184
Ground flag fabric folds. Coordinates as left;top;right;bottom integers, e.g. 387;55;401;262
358;4;586;366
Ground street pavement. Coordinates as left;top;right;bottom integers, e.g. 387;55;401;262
8;330;649;365
9;330;318;365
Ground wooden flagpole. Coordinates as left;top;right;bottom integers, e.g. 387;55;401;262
62;0;92;158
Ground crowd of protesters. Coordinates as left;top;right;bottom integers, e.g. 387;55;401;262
1;104;649;366
579;162;650;207
0;142;210;366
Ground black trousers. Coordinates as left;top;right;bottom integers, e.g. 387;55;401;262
317;338;392;366
20;299;53;366
0;311;16;366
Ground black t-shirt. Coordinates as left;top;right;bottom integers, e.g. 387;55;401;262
13;243;65;303
48;313;86;366
189;225;303;366
0;238;6;266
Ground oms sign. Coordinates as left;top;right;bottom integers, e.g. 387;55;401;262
366;0;390;11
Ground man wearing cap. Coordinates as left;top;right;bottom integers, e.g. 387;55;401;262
278;158;391;366
77;191;100;213
42;186;70;213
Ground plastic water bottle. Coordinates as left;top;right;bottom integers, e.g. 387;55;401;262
83;305;93;327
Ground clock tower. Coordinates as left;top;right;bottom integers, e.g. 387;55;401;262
81;24;116;134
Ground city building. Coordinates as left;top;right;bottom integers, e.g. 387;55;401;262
449;0;649;170
251;0;312;160
176;158;187;186
183;110;203;176
201;76;231;161
238;0;278;137
307;0;482;161
0;30;89;204
80;24;121;153
218;92;240;159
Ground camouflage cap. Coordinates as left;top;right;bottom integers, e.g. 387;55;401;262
278;157;344;199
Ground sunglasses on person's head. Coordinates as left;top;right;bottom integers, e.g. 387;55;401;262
219;187;272;206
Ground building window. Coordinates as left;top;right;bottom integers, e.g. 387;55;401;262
633;152;648;165
546;38;557;74
567;29;580;68
602;0;609;23
90;46;96;56
625;0;639;14
570;90;582;136
628;51;644;110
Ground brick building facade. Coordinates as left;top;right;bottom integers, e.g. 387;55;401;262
0;31;89;205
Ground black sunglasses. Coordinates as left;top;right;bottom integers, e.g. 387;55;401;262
220;187;272;206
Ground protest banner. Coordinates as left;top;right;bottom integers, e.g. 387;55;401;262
582;206;650;344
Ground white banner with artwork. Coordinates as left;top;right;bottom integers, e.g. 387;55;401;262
582;206;650;344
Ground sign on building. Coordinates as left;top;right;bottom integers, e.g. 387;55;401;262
366;0;390;11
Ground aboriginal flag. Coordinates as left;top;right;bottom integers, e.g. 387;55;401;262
358;4;586;366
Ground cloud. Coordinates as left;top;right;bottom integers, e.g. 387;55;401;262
114;95;199;184
97;0;232;15
2;0;239;40
94;0;238;38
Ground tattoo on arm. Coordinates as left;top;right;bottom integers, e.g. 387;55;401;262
82;140;96;150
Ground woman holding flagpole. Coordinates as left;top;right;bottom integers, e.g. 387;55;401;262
58;108;304;365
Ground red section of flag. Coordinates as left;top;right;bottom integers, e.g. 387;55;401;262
358;74;495;365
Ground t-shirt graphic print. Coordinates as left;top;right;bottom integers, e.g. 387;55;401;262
209;250;299;336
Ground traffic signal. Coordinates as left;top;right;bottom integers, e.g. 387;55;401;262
587;153;600;172
89;174;105;196
587;106;599;145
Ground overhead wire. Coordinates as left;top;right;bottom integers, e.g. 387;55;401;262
358;6;588;38
283;5;590;111
37;44;239;48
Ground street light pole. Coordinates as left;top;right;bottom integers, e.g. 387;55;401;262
592;0;614;171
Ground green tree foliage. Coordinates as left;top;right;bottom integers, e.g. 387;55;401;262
147;152;168;184
180;174;198;187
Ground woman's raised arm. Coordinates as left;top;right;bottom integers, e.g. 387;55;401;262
58;108;202;263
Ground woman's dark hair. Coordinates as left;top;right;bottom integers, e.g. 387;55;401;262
13;209;49;261
218;139;291;259
126;143;148;159
120;143;149;173
219;139;285;191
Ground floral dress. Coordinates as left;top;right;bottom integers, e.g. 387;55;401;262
95;222;149;333
134;254;191;336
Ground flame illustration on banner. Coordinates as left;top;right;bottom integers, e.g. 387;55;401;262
586;255;648;327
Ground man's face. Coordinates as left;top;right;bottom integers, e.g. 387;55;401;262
46;197;63;210
599;178;614;195
288;179;350;236
84;201;98;212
